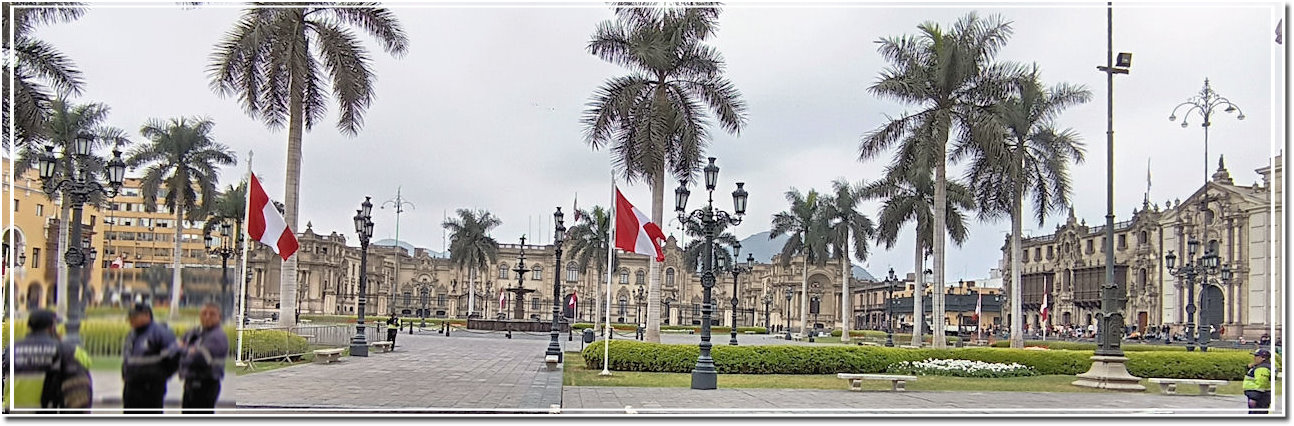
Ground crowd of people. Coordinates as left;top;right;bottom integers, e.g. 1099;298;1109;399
5;302;229;413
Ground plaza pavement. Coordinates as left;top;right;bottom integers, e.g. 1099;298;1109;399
74;326;1277;415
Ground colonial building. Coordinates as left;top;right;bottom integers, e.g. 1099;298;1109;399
244;228;865;332
854;273;1003;333
1000;155;1282;340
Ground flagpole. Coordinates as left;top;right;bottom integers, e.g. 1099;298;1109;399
601;174;615;376
235;151;254;367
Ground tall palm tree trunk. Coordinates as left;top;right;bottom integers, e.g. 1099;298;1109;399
1009;155;1025;348
912;238;924;347
279;15;305;328
840;251;851;342
645;169;663;342
595;265;604;325
799;254;808;335
169;190;184;321
932;138;948;349
56;200;69;317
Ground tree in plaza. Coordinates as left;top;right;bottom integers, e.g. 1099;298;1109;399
566;206;611;324
209;3;408;326
2;2;85;148
769;188;830;336
582;4;748;342
442;209;501;318
679;215;739;275
126;116;236;321
821;178;875;343
859;12;1016;348
957;64;1089;348
860;164;974;347
203;182;248;319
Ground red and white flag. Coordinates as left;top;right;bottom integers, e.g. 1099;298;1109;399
1040;293;1049;322
110;256;123;269
247;173;299;261
573;194;581;223
568;291;578;311
973;292;981;321
613;188;666;262
499;287;507;310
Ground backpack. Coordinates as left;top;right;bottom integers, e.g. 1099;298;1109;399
41;343;93;412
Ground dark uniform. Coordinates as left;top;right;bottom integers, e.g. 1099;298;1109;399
4;311;93;412
386;316;400;347
179;324;228;413
122;320;179;413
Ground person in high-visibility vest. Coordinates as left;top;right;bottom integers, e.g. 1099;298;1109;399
4;309;93;412
386;314;400;348
1245;348;1273;414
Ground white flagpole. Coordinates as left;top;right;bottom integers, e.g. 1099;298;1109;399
235;150;254;367
601;173;616;376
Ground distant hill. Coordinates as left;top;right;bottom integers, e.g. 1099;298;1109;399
737;231;875;281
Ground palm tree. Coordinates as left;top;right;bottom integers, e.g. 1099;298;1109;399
859;12;1016;348
822;179;875;343
2;2;85;148
442;209;502;318
209;3;409;326
861;166;974;347
126;116;236;322
203;182;247;320
566;206;611;324
680;215;739;274
582;4;748;342
957;65;1090;348
769;188;830;336
14;98;128;319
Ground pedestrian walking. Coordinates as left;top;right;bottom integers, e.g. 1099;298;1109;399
179;303;228;413
4;310;93;412
122;303;180;413
386;314;400;348
1244;349;1273;414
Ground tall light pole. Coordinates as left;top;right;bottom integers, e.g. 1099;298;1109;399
884;267;898;347
381;187;415;313
1165;238;1231;351
546;207;566;362
205;221;240;320
762;293;772;333
1074;2;1143;391
675;157;748;390
1167;78;1244;350
37;136;126;347
634;284;646;340
349;197;375;357
784;286;794;340
726;247;753;346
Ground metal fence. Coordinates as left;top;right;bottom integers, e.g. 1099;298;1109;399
238;322;383;363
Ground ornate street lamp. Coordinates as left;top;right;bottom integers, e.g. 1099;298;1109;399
633;284;646;340
37;135;125;347
546;207;566;362
762;293;773;333
884;267;898;347
1164;237;1230;352
350;197;375;357
784;286;794;340
675;157;747;390
725;246;754;346
205;221;240;320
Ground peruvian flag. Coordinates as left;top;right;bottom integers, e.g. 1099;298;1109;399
1040;293;1049;322
499;287;507;310
110;256;123;269
248;173;299;261
613;189;666;262
568;291;578;311
973;292;981;321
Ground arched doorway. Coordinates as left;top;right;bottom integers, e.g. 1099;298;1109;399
1201;285;1225;339
26;283;42;310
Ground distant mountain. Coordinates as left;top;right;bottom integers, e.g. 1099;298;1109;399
372;239;443;258
736;231;875;281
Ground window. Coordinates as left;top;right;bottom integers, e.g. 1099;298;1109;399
635;270;646;285
1139;230;1148;245
566;263;579;282
531;298;540;311
692;303;701;316
1034;248;1041;261
1046;246;1054;259
35;204;43;216
666;269;675;286
531;265;542;280
618;297;628;315
11;199;17;212
498;264;509;279
437;294;447;306
1118;234;1127;250
619;269;629;284
1086;239;1093;254
124;203;132;212
403;292;412;306
31;248;40;269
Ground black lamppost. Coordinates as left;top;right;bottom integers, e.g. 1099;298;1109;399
205;221;239;320
633;284;646;340
4;242;27;318
1165;237;1230;352
349;197;374;357
809;293;821;342
37;135;125;347
762;293;772;333
884;267;898;347
663;295;675;326
784;286;794;340
725;249;753;346
546;207;566;362
674;157;748;390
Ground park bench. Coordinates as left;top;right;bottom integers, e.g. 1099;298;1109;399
1147;378;1228;395
899;344;920;349
791;333;805;341
743;331;756;334
370;341;394;353
837;373;918;391
313;348;344;364
545;355;560;371
854;341;880;346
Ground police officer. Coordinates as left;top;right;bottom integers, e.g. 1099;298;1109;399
1244;348;1273;414
4;310;93;412
179;303;228;413
122;303;179;413
386;314;400;348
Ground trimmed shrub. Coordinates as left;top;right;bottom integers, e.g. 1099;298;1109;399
580;340;1253;380
239;329;309;360
989;340;1246;352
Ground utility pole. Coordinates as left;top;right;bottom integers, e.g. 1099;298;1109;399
382;187;415;314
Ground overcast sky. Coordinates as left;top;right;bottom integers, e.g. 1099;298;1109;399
27;0;1284;281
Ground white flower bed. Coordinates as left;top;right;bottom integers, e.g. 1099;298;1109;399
887;358;1037;378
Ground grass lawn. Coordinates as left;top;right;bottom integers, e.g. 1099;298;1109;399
563;357;1276;396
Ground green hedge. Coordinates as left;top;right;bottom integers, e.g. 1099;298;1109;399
569;323;768;334
2;319;312;359
989;340;1247;352
239;329;309;360
580;340;1254;380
